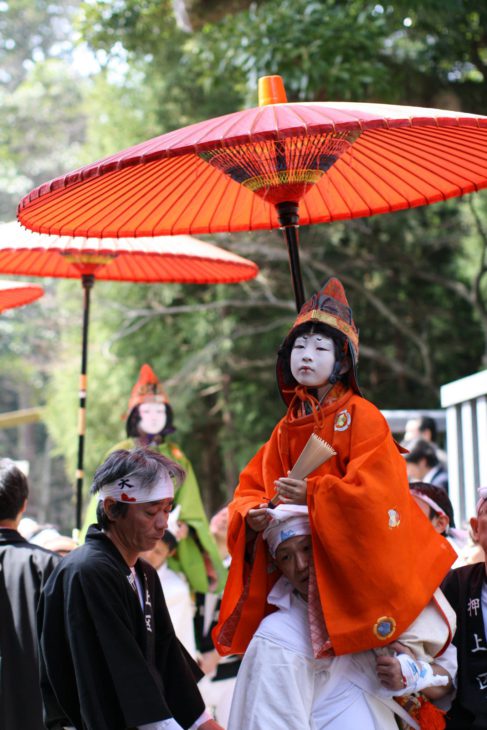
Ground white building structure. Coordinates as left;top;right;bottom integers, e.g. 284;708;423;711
440;369;487;526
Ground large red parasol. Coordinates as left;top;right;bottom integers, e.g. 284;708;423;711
0;279;44;312
18;75;487;309
0;221;258;528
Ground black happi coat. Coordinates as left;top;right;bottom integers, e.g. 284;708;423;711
38;526;205;730
442;562;487;729
0;527;60;730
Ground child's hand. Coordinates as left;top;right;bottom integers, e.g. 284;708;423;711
375;642;413;691
274;474;307;504
375;653;405;691
376;647;450;696
246;504;271;532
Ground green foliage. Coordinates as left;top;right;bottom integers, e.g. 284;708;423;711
188;0;392;103
0;0;80;91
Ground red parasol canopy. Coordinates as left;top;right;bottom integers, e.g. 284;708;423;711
0;221;257;283
18;94;487;239
0;221;258;530
18;75;487;308
0;279;44;312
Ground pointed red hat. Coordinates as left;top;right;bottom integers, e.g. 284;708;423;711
126;364;169;417
292;277;359;356
276;278;361;403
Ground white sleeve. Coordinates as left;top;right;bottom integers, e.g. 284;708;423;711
433;642;458;687
138;709;211;730
138;720;184;730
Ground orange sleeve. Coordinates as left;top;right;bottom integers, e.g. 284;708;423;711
214;432;284;655
306;398;456;654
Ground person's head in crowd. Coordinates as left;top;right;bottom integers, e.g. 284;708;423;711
471;487;487;560
91;448;185;555
125;364;175;443
210;504;230;559
17;517;77;556
410;482;455;535
405;439;440;482
404;416;438;445
263;505;312;599
39;534;78;557
141;531;178;570
0;458;29;527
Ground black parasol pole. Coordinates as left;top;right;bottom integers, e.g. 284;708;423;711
276;201;305;312
75;273;95;533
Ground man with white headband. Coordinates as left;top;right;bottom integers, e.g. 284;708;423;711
441;487;487;728
38;448;223;730
228;505;454;730
410;482;468;562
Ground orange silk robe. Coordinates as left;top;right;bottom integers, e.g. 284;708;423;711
213;388;456;656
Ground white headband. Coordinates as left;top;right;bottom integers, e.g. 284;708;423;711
263;504;311;557
98;472;174;504
410;490;447;518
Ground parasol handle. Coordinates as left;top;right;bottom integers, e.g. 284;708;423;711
75;274;95;530
276;201;305;311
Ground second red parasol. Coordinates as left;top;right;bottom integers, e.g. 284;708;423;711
0;221;258;529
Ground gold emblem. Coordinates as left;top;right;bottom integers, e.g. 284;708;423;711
334;409;351;432
373;616;397;641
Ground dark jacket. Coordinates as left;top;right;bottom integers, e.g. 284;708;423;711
38;526;205;730
442;562;487;729
0;527;60;730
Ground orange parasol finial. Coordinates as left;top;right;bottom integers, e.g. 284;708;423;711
258;75;287;106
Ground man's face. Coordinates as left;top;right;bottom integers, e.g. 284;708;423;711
471;500;487;555
111;498;173;554
138;402;167;436
406;459;428;482
404;418;421;443
290;333;336;389
274;534;312;599
412;495;449;534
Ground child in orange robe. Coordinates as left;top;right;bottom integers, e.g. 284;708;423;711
214;278;456;659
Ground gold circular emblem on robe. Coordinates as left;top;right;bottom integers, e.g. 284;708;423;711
334;409;351;431
373;616;397;641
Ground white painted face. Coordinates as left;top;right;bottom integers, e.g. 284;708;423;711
290;333;336;389
138;402;167;436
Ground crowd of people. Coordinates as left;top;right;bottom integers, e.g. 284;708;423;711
1;278;486;730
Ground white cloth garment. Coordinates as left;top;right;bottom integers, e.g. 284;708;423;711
157;563;197;659
197;674;236;728
228;577;408;730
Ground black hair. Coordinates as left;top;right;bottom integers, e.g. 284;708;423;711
95;499;129;531
91;447;185;531
405;439;439;469
162;530;178;552
126;402;175;440
419;416;438;443
278;321;348;390
0;459;29;521
410;481;455;530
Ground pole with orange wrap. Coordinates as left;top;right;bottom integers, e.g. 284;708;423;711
75;273;94;533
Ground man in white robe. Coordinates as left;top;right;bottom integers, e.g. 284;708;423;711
228;505;455;730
